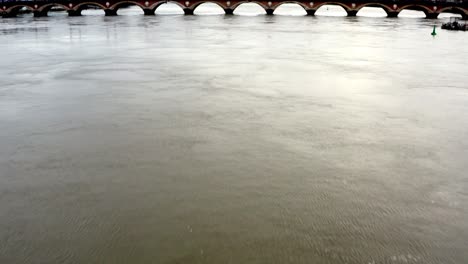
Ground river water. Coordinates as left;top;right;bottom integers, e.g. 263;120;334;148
1;5;468;264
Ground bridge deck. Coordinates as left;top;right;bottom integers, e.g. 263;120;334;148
1;0;467;18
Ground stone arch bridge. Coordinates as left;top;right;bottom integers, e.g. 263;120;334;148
1;0;467;18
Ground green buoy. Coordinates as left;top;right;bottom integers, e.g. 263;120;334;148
431;25;437;36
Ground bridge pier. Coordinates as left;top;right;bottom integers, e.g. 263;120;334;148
143;9;154;15
347;10;358;16
68;10;81;16
306;9;316;16
184;8;194;15
224;8;234;15
104;9;117;16
266;9;274;15
425;12;439;19
386;11;399;17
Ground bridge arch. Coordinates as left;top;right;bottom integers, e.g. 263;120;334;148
109;1;146;12
271;1;309;11
355;3;392;13
355;3;394;17
273;2;309;15
438;6;467;17
314;2;352;12
70;2;107;16
37;4;70;13
73;2;107;12
151;1;186;12
397;4;432;14
231;1;269;14
192;1;227;13
5;5;34;15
